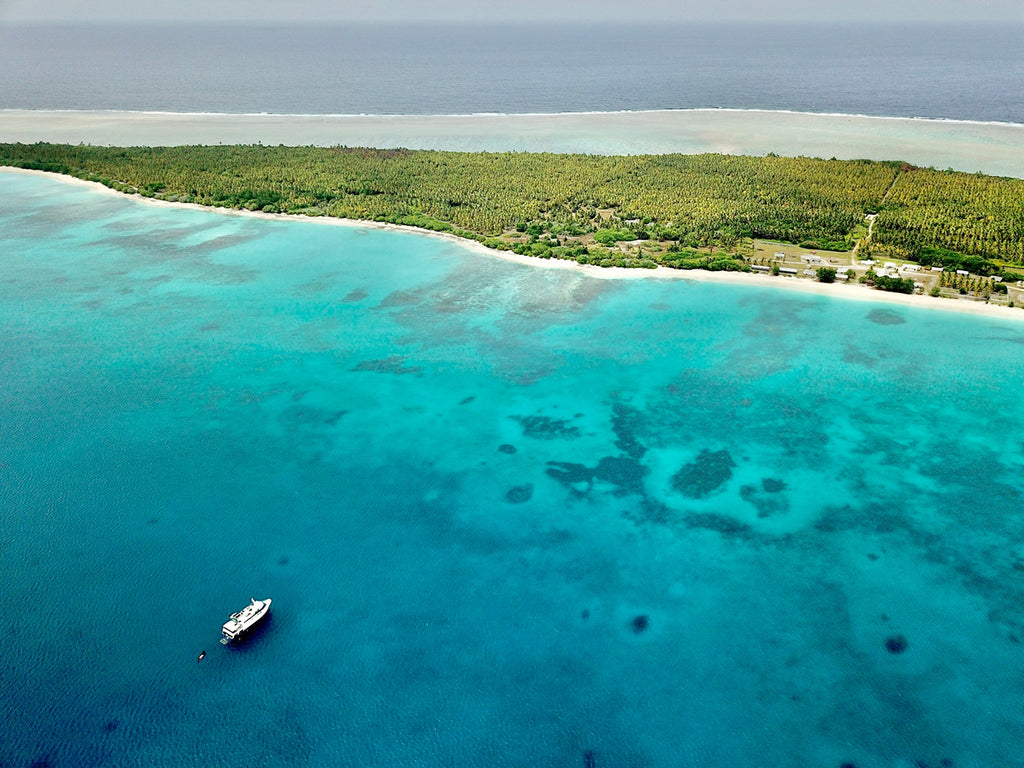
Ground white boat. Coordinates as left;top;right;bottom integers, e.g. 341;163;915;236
220;597;272;644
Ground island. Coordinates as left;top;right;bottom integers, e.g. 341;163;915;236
3;142;1023;309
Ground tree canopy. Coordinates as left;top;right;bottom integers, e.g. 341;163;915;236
3;142;1023;270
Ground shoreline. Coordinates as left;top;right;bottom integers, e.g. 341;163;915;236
5;166;1024;323
4;109;1024;178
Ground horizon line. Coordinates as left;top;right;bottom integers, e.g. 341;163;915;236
4;18;1023;26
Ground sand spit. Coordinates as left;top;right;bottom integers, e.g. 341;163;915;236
3;109;1024;178
4;166;1023;323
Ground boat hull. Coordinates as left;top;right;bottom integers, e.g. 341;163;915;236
220;597;272;644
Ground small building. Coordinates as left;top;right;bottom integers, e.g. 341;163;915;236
751;264;770;272
779;267;798;275
956;269;970;276
860;259;876;267
803;269;817;276
901;264;921;272
884;262;898;270
992;276;1003;282
774;251;786;260
836;273;850;280
930;266;944;272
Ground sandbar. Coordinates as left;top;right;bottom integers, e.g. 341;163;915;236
3;109;1024;178
4;166;1022;323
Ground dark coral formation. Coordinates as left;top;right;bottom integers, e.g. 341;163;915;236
546;455;648;498
671;449;735;498
280;404;348;428
867;308;907;325
684;513;752;538
885;634;909;654
378;288;423;308
324;410;347;426
498;443;517;454
594;456;648;496
631;615;650;634
513;414;581;440
505;484;534;504
638;497;672;524
740;481;789;519
545;461;593;493
611;402;647;459
352;356;423;375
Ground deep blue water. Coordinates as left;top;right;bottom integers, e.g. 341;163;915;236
1;22;1023;121
3;171;1024;766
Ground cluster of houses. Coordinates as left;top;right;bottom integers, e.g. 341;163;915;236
751;251;853;279
749;246;1024;304
861;259;1011;285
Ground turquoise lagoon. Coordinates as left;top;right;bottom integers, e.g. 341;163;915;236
2;170;1024;767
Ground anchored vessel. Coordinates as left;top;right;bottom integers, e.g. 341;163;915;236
220;597;272;644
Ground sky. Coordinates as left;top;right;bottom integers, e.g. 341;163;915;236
2;0;1023;24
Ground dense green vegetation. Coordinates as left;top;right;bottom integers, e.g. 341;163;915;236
816;267;837;283
867;271;917;294
3;142;1024;272
875;168;1024;265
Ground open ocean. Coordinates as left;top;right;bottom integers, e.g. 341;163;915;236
1;22;1023;121
3;21;1024;768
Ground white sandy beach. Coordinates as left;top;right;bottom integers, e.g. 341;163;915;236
5;166;1023;323
4;109;1024;178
